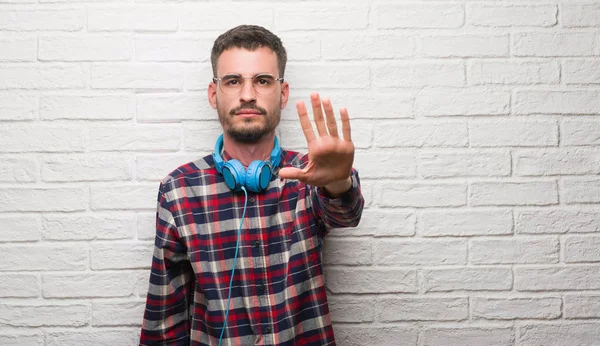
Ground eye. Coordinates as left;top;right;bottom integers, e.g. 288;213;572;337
255;77;273;85
225;78;240;86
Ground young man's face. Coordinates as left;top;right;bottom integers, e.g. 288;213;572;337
208;46;289;143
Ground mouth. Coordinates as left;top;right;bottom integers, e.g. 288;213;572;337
234;108;264;118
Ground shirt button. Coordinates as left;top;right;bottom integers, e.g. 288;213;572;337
258;283;266;291
249;197;256;203
252;240;260;248
265;326;272;334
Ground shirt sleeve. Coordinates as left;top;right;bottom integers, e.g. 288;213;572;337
310;168;364;235
140;182;194;346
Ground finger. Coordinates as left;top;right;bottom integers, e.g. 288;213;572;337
322;98;339;138
340;107;351;142
296;100;316;143
310;92;328;136
278;167;305;180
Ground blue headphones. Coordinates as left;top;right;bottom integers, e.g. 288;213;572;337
212;134;281;193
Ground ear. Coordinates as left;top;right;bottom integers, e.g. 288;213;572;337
208;81;217;109
280;81;290;109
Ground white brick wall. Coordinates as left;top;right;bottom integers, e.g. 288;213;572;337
0;1;599;345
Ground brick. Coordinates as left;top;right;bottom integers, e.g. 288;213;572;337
470;181;558;206
381;182;467;208
563;178;600;204
0;93;37;120
325;268;417;294
91;184;157;210
375;297;468;322
354;150;415;179
0;187;88;212
373;239;467;266
0;64;86;89
279;119;372;150
0;7;84;31
423;267;513;292
137;270;150;297
181;5;273;31
328;297;373;323
286;63;369;89
375;4;464;29
322;33;413;60
0;155;38;182
302;91;413;119
0;125;85;153
333;325;417;346
515;266;600;291
87;5;178;32
137;212;156;240
513;32;596;57
331;209;415;237
515;149;600;176
0;216;40;242
0;37;36;61
323;238;371;265
419;34;508;58
136;93;213;122
514;90;600;115
468;4;557;27
0;274;39;297
563;119;600;146
0;333;43;346
373;62;465;88
92;300;145;326
563;59;600;84
562;3;600;27
42;154;133;182
46;330;138;346
565;294;600;318
183;121;229;152
518;322;600;346
374;121;468;148
42;214;135;240
91;63;184;90
564;235;600;263
0;303;88;327
182;63;212;91
468;60;559;85
420;209;513;237
275;5;367;31
279;33;320;61
471;238;559;265
43;272;135;298
515;209;600;234
40;93;134;120
470;120;558;147
419;150;511;178
0;245;87;271
422;326;514;346
39;35;132;61
135;35;212;62
136;154;199;181
414;90;510;116
91;242;154;270
89;124;181;152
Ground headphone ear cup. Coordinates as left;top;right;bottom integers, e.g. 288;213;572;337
222;159;246;191
246;160;271;193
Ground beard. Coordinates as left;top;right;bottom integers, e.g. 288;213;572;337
217;99;281;144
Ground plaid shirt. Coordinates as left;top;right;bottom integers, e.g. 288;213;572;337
140;149;364;346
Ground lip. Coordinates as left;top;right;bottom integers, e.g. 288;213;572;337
235;109;262;117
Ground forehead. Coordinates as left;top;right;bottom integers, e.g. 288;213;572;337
216;46;279;76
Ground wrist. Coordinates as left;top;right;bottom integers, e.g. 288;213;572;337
323;176;352;198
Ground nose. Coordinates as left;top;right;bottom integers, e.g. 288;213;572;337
239;78;257;103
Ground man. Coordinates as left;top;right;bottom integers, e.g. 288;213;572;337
140;25;364;346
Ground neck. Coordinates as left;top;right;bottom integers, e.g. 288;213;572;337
223;132;276;167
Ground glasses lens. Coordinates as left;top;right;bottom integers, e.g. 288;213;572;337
218;75;279;96
253;75;277;96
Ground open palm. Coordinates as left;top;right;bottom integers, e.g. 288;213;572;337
279;92;354;187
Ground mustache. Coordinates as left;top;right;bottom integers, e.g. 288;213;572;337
229;103;267;116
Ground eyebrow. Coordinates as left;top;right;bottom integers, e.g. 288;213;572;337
221;73;275;79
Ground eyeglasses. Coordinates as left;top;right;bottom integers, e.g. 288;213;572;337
212;74;284;96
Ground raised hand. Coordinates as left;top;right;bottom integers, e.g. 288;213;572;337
278;92;355;194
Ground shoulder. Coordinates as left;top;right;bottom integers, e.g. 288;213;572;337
159;154;219;192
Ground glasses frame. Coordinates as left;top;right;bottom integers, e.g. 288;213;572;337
212;74;284;96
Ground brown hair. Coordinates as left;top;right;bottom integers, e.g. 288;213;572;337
211;25;287;78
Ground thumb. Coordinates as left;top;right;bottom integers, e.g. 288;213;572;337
278;167;304;180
